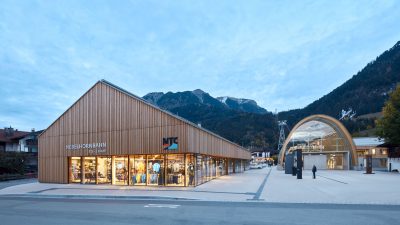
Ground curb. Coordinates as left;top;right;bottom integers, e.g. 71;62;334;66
0;194;197;201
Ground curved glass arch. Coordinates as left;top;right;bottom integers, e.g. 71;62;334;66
286;120;346;153
284;120;352;170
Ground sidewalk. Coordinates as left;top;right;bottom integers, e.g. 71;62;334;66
262;169;400;205
1;167;399;204
0;168;270;202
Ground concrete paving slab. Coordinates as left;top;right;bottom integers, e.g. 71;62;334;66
262;168;400;205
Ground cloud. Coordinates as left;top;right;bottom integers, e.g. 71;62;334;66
0;0;400;130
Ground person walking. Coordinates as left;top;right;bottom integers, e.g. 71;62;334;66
312;165;317;179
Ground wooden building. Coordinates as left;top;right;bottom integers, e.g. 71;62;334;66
38;80;251;186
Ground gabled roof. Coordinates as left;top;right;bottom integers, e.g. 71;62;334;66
40;79;248;151
353;137;385;147
0;129;30;143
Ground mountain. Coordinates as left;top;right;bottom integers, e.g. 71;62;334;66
142;90;277;149
143;90;267;114
217;97;267;114
279;41;400;133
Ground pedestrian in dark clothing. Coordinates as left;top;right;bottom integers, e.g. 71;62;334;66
312;165;317;179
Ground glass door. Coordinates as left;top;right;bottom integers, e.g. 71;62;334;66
84;157;96;184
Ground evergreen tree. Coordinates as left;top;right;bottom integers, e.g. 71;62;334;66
376;85;400;144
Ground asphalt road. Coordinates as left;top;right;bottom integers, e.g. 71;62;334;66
0;196;399;225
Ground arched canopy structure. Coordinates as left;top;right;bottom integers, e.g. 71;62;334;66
279;114;356;170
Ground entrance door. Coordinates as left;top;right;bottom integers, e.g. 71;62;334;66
83;157;96;184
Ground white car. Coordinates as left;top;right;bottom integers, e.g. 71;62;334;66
250;163;262;169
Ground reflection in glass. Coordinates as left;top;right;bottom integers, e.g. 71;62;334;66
287;121;345;153
69;157;81;183
97;157;112;184
84;157;96;184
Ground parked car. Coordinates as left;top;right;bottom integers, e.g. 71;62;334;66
250;163;262;169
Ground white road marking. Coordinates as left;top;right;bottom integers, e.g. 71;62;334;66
144;204;180;209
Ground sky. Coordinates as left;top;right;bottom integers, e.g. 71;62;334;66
1;0;400;131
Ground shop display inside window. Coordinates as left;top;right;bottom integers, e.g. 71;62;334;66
147;155;164;186
69;157;81;183
84;157;96;184
131;155;147;185
167;154;185;186
114;157;128;185
97;157;112;184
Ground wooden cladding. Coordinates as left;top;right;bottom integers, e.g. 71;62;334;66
39;81;251;183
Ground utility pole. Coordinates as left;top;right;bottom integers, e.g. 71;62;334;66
277;120;287;154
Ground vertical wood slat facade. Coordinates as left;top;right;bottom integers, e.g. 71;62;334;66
39;80;251;184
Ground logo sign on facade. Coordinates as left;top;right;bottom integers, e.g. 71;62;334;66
66;142;107;154
163;137;178;150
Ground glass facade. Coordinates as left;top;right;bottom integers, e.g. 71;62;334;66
68;154;247;187
284;120;353;170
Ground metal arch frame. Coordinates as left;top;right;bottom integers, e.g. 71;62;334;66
278;114;357;169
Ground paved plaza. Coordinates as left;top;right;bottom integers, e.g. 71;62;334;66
1;168;400;204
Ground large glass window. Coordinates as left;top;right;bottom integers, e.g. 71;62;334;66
147;155;164;186
69;157;81;183
186;154;195;186
97;156;112;184
216;158;226;177
210;158;216;178
84;157;96;184
228;159;234;174
166;154;185;186
113;156;128;185
130;155;147;186
202;156;209;182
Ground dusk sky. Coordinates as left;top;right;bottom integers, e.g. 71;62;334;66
1;0;400;131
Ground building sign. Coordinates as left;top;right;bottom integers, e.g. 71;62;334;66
66;142;107;151
163;137;178;150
